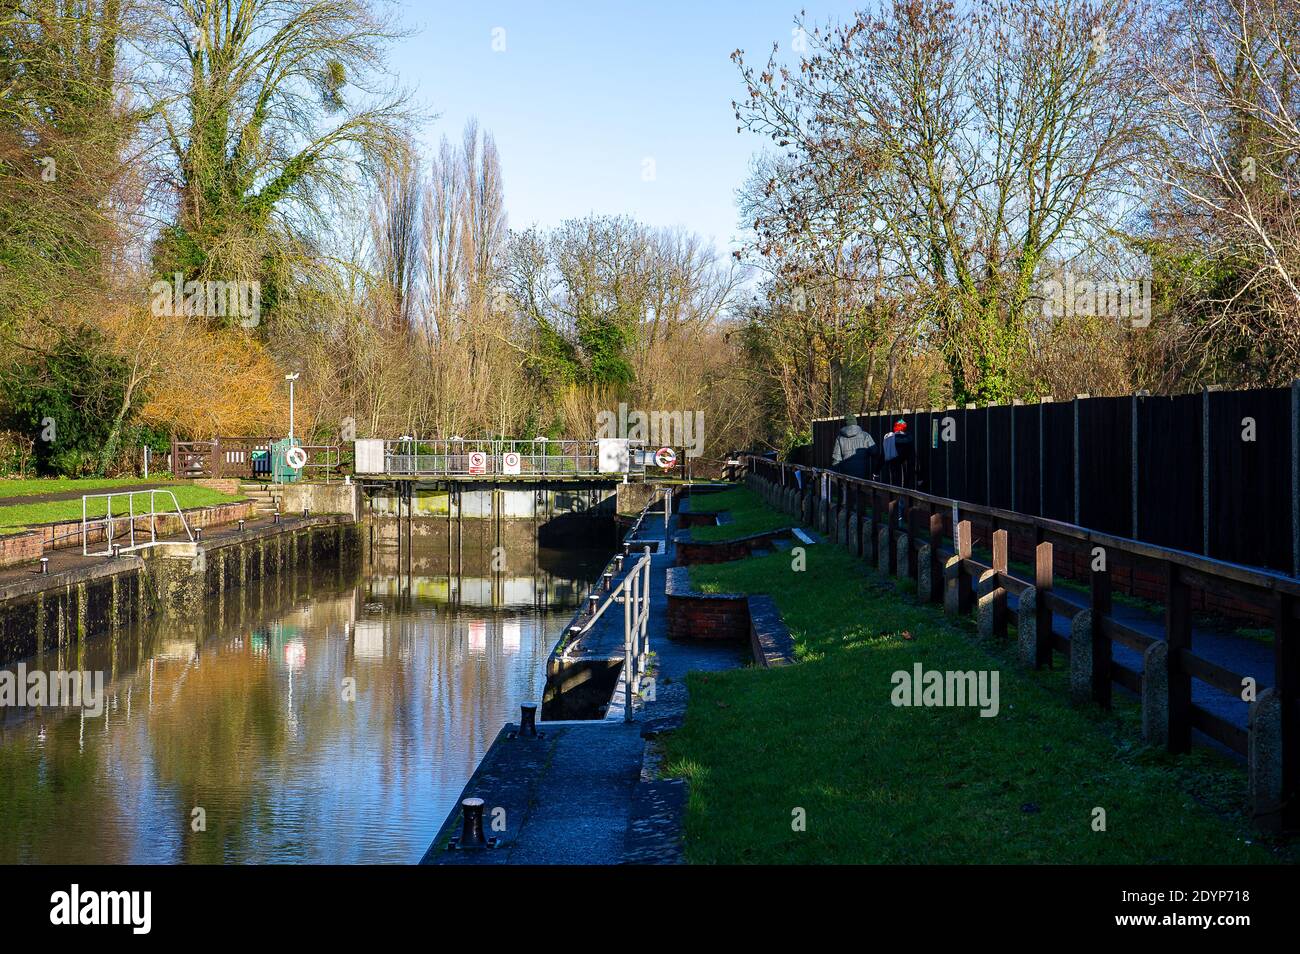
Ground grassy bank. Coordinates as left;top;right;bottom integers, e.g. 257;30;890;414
686;487;792;542
0;485;246;533
0;477;181;499
661;488;1291;864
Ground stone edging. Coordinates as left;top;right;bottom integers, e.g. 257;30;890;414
664;566;797;666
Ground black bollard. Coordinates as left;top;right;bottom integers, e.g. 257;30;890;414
40;558;49;575
457;798;487;849
238;518;245;532
519;703;538;738
194;527;202;541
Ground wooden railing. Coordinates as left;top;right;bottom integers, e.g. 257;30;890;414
745;454;1300;833
171;437;275;479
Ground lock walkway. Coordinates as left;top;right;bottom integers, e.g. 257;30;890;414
422;505;746;864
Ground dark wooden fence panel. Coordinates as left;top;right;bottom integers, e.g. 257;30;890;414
1137;394;1202;554
805;383;1296;579
1078;396;1132;537
966;407;989;506
988;404;1014;510
1012;403;1041;516
1042;401;1075;523
1208;388;1293;573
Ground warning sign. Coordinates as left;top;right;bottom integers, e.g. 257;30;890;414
502;451;521;475
468;451;487;475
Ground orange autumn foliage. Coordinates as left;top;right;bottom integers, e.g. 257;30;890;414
98;304;307;438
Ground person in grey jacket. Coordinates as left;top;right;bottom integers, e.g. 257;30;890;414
830;413;876;478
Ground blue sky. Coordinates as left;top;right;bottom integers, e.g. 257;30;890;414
389;1;860;260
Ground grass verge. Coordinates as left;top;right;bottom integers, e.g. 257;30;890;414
0;486;245;533
661;489;1292;864
0;477;183;500
687;487;793;542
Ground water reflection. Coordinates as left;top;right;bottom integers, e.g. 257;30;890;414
0;541;608;863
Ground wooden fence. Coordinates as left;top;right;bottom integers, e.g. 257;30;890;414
746;454;1300;833
812;384;1300;577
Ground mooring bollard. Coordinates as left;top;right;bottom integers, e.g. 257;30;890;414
112;544;121;558
238;518;245;532
194;527;202;541
273;511;281;525
587;593;599;615
457;798;487;849
302;505;309;519
40;557;49;575
603;571;614;591
519;703;538;738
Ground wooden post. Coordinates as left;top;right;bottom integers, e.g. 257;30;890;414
1165;562;1193;754
1275;593;1299;831
1091;560;1113;708
991;528;1008;638
1035;541;1054;668
956;519;973;614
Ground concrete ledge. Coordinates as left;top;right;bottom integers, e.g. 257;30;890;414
673;526;795;566
748;594;796;667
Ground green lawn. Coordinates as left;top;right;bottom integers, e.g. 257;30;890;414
0;477;181;499
686;487;793;542
661;491;1290;864
0;486;245;533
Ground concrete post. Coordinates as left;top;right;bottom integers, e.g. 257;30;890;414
1141;640;1169;747
976;570;999;641
943;556;963;615
1249;688;1283;832
835;505;847;546
895;533;909;582
918;543;934;602
1068;609;1094;703
1017;586;1037;667
877;526;891;575
845;511;858;556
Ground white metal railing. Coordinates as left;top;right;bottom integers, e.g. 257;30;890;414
273;444;341;485
560;485;670;721
380;438;647;478
81;490;194;556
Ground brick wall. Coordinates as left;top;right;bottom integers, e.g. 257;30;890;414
676;528;792;566
37;499;258;551
0;531;43;570
666;592;750;640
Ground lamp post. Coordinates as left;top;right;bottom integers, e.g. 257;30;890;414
285;372;300;440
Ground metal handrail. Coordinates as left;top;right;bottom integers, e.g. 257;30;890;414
274;444;341;485
81;490;194;556
380;438;647;478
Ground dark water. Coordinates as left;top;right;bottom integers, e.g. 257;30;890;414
0;541;608;863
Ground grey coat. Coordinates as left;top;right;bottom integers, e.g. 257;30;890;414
830;424;876;478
